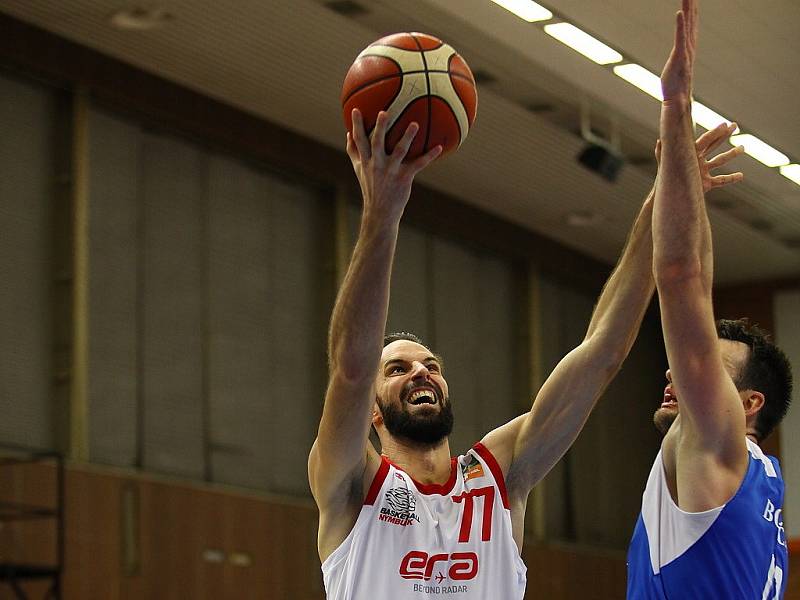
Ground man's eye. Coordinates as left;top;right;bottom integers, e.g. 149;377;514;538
426;364;440;372
389;366;405;374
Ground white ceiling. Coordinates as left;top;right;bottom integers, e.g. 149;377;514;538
1;0;798;283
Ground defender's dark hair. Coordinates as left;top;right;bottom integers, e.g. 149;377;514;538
716;318;793;442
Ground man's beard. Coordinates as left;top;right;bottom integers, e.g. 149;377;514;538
380;396;454;445
653;407;678;436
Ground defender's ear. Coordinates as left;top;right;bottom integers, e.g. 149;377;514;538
743;390;765;417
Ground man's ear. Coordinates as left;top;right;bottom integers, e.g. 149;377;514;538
743;390;765;417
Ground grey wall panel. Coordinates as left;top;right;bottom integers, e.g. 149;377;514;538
533;271;663;548
431;237;482;455
387;224;430;342
0;75;55;449
263;175;326;495
207;156;326;495
206;156;273;490
536;276;593;541
87;107;140;466
475;256;519;434
140;133;206;478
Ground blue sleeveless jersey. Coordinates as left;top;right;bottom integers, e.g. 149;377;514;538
627;439;787;599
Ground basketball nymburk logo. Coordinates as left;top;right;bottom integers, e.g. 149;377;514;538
379;487;421;526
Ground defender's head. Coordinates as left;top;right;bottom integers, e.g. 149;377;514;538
373;332;453;447
655;319;793;442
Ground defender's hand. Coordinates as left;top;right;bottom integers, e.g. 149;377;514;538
660;0;698;106
346;109;442;224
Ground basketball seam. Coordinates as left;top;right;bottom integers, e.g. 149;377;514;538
429;95;462;146
343;69;471;106
341;54;403;105
411;33;433;154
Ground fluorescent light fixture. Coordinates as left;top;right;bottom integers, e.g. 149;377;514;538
780;164;800;186
490;0;552;22
543;22;622;65
691;101;738;133
730;134;790;167
613;64;662;100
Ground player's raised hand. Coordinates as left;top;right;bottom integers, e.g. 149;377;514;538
346;109;442;223
655;122;744;192
661;0;698;106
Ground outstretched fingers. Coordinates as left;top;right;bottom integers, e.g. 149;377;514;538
696;122;737;156
350;109;371;161
407;145;443;174
371;110;390;157
707;144;744;170
707;172;743;189
390;121;420;163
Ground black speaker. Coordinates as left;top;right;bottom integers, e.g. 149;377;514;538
577;143;624;183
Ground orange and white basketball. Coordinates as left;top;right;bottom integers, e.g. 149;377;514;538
341;32;478;161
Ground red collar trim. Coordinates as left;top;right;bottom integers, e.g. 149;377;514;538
382;455;458;495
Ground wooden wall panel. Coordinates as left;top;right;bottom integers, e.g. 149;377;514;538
523;543;626;600
8;461;800;599
62;468;120;600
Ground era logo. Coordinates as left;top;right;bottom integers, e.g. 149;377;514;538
399;551;478;581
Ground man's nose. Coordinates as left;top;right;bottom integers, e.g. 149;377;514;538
410;362;430;379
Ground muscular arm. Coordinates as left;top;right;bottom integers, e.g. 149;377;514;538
481;121;743;504
653;0;747;509
308;111;441;515
482;188;655;497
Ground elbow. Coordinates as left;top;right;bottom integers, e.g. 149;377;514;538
580;336;629;377
653;256;704;291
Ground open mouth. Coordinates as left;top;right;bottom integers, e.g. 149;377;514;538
661;388;678;409
408;388;437;406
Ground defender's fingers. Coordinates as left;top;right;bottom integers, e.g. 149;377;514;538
707;145;744;169
390;122;420;162
673;11;686;57
408;145;442;173
351;109;371;160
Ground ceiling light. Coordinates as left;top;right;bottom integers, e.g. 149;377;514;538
729;134;789;167
490;0;552;22
691;101;738;133
780;164;800;186
543;23;622;65
109;6;172;30
613;64;662;100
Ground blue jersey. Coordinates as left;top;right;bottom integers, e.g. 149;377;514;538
627;439;787;599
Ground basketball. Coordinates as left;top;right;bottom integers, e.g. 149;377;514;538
341;32;478;161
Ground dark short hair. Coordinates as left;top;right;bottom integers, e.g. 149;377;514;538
383;332;443;368
716;319;793;442
383;331;427;348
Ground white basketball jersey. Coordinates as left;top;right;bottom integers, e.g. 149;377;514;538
321;443;527;599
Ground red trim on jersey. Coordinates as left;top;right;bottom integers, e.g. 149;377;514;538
364;456;390;506
473;442;510;510
383;456;459;496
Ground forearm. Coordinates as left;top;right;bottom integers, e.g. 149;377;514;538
653;102;709;285
584;189;656;360
328;213;399;381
